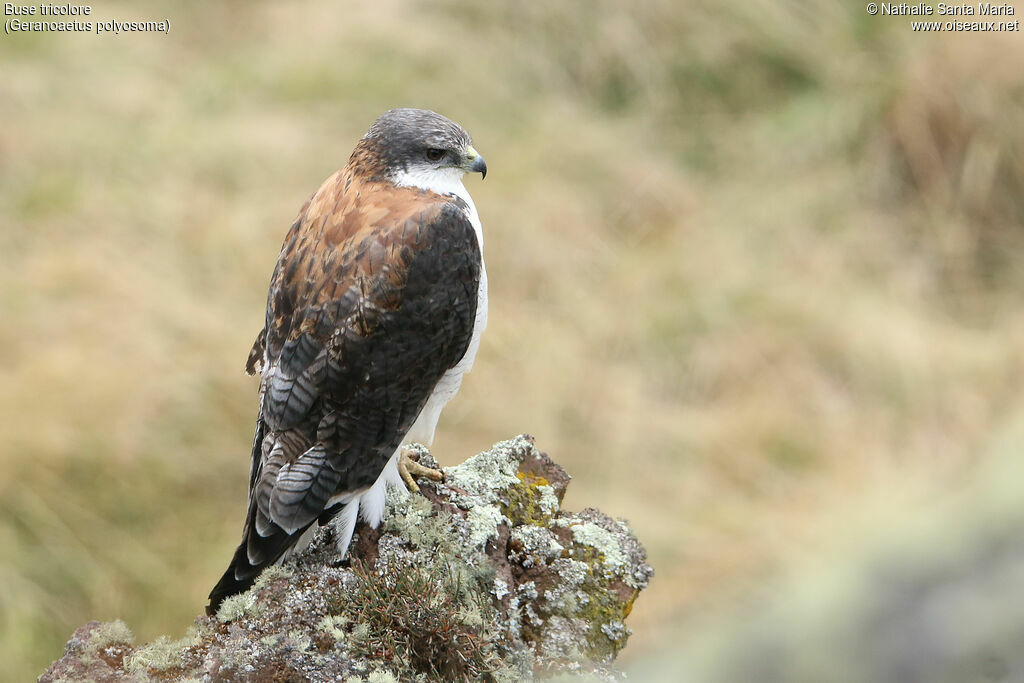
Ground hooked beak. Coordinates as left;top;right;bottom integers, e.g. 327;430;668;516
464;145;487;180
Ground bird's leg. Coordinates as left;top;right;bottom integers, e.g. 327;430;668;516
398;445;445;494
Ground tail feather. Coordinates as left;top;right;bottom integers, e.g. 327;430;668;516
206;524;305;616
206;498;355;616
207;448;404;615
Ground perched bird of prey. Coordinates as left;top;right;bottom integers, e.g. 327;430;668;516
207;109;488;614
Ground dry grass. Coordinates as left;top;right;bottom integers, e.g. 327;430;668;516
332;559;501;681
3;1;1024;679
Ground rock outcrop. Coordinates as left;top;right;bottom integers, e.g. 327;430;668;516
41;435;653;682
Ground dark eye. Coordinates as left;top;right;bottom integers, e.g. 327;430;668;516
425;148;445;162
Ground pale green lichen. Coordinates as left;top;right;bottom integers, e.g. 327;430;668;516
493;575;510;600
546;588;580;614
552;557;591;589
252;563;293;590
351;622;371;642
215;589;257;623
535;484;560;515
457;602;486;628
466;504;504;548
287;629;312;652
511;525;565;566
571;522;626;577
125;634;192;674
540;558;590;619
382;486;431;533
383;493;458;556
317;614;349;641
367;669;400;683
445;436;530;506
215;564;293;623
539;616;590;661
85;619;134;654
493;654;535;683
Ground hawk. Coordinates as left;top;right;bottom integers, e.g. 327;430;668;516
207;109;488;614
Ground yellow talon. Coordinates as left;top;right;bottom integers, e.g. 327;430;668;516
398;446;444;494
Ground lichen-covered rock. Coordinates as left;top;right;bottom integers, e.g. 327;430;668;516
40;435;653;682
39;620;137;683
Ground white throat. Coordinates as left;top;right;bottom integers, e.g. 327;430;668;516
391;164;465;194
391;166;483;248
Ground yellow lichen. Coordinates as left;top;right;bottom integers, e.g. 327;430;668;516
502;470;560;526
622;590;639;618
559;543;635;660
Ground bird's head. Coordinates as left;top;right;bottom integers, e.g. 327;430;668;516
350;108;486;191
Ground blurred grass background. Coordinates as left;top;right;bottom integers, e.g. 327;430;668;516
3;1;1024;679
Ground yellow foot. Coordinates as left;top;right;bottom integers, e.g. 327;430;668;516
398;446;444;494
